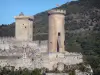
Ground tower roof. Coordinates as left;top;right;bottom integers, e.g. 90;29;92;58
19;12;24;16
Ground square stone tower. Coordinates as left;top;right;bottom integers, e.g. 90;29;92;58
48;9;66;52
14;12;34;41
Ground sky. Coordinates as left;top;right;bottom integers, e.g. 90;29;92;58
0;0;73;25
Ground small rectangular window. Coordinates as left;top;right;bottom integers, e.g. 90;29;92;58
58;32;60;36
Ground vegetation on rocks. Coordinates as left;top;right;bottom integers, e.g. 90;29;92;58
0;66;42;75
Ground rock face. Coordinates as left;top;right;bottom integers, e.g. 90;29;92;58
0;37;83;70
57;62;64;72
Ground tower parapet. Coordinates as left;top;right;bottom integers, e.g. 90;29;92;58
14;16;34;20
48;9;66;15
14;12;34;20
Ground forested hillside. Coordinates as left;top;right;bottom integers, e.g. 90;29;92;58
0;0;100;74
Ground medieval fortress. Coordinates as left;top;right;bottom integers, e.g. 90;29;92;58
0;9;83;71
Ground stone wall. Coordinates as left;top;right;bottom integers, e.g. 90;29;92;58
0;37;48;52
0;37;83;70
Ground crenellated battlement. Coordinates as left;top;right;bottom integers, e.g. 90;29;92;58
48;9;66;15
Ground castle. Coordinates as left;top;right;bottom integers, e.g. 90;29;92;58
0;9;84;71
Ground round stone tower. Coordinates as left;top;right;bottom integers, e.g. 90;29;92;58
14;12;34;41
48;9;66;52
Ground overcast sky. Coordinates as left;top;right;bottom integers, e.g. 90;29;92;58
0;0;73;24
